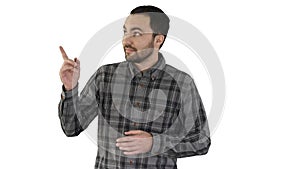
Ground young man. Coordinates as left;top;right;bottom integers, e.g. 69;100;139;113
59;5;210;169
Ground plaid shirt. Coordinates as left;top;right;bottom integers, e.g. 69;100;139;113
58;53;211;169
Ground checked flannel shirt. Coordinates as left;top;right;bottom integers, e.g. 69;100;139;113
58;53;211;169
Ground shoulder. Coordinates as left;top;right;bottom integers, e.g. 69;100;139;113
164;64;194;85
95;61;128;74
91;61;126;82
98;62;122;71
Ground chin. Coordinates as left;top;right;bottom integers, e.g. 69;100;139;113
125;53;137;61
125;57;135;62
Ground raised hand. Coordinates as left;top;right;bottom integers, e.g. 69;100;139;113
116;130;153;155
59;46;80;91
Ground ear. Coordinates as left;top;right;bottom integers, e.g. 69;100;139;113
154;34;165;48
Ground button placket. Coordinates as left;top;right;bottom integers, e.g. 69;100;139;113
151;75;156;81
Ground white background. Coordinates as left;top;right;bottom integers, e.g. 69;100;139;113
1;0;299;168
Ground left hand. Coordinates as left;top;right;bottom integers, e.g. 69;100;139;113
116;130;153;155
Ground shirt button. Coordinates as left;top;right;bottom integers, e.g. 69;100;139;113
135;102;140;107
129;160;133;165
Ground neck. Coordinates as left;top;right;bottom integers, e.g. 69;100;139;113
134;52;159;71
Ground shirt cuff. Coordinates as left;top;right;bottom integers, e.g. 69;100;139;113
61;84;79;99
150;133;164;155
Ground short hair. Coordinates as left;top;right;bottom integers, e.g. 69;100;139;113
130;5;170;49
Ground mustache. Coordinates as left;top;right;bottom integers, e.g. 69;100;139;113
124;45;137;51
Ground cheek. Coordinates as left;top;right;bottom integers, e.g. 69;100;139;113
138;39;154;49
123;36;154;49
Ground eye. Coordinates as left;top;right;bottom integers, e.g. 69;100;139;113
132;32;142;37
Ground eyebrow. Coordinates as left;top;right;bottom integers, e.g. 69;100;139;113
123;25;143;32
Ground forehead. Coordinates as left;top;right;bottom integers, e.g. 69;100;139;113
124;14;152;31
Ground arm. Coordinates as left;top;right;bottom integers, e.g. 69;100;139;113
58;71;99;137
58;46;99;137
58;85;82;137
151;79;211;158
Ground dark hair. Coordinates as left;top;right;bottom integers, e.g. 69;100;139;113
130;5;170;49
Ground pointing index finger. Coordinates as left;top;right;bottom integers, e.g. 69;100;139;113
59;46;69;60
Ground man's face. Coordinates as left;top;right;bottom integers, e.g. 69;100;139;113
122;14;155;63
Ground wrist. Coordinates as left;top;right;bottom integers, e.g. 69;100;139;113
63;83;78;91
61;84;79;99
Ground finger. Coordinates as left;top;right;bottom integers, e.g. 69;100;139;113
116;141;136;148
116;136;134;143
63;59;77;67
60;65;77;73
125;130;142;135
59;46;69;60
118;145;138;152
72;68;80;74
120;147;139;152
74;58;80;68
123;151;140;155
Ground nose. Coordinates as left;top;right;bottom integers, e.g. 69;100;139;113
122;34;133;46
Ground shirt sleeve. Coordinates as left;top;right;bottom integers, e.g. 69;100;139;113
151;79;211;158
58;71;100;137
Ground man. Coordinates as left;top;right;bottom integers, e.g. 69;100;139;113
59;5;210;169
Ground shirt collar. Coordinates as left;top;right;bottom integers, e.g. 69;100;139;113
128;52;166;79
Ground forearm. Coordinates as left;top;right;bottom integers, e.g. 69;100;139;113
58;85;83;137
151;79;211;158
151;126;210;158
167;131;211;158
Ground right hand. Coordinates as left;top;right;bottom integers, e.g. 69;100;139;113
59;46;80;91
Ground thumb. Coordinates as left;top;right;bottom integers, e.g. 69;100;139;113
124;130;142;135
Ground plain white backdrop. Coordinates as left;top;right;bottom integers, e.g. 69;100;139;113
0;0;299;168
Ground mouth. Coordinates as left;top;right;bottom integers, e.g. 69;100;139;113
124;47;136;54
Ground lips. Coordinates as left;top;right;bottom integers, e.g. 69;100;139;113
125;47;136;54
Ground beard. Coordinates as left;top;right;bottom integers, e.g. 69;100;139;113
124;40;154;63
